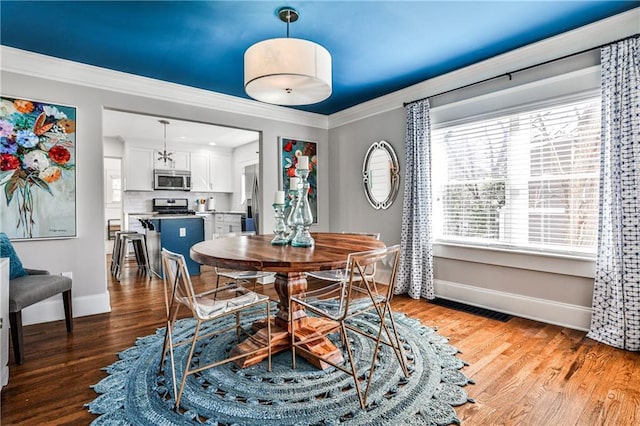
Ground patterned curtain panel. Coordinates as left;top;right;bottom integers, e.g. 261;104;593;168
587;36;640;351
396;99;434;299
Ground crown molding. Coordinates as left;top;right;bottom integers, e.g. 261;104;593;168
0;46;329;130
328;8;640;128
2;7;637;131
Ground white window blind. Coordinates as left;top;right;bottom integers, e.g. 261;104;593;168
431;95;601;255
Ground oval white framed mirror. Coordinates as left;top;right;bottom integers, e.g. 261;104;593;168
362;140;400;209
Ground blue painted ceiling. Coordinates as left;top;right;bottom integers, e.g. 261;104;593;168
1;1;637;115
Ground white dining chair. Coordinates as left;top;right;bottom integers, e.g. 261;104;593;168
159;248;272;408
289;244;408;409
213;232;276;291
306;232;381;283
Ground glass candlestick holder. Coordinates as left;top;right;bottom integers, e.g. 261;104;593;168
285;186;299;242
271;203;288;245
291;167;315;247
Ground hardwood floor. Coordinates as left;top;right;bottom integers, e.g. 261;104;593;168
1;258;638;425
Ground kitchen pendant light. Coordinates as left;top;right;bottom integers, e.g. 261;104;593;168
244;7;332;106
157;119;174;166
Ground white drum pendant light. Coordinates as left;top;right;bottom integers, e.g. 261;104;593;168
244;7;332;105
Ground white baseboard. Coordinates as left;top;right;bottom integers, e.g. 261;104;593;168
434;279;592;331
21;291;112;326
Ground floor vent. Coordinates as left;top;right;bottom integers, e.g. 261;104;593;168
429;298;512;322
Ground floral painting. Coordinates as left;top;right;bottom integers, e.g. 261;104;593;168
0;97;76;240
280;137;317;224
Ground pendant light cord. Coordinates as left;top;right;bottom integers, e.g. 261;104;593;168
163;121;167;152
158;119;172;165
278;7;298;38
286;11;291;37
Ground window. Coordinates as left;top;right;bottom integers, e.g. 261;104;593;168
105;173;121;205
432;95;601;255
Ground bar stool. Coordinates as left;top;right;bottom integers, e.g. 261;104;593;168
110;231;138;277
114;232;152;281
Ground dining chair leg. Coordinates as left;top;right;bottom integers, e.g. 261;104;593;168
362;270;409;380
9;311;24;365
381;302;409;377
266;302;272;372
290;300;297;369
341;322;366;409
289;301;296;370
362;308;389;405
62;289;73;332
159;321;170;374
159;303;182;374
235;312;241;342
175;320;202;408
163;318;179;402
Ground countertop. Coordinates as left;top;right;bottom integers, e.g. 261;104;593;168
195;211;245;215
128;211;245;221
128;213;203;220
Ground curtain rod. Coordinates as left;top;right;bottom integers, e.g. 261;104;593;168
403;33;638;107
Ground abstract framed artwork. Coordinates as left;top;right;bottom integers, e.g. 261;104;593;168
279;137;317;224
0;96;77;240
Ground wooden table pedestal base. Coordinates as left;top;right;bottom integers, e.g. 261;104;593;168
229;316;344;370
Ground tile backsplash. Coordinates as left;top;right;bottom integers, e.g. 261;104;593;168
124;191;231;213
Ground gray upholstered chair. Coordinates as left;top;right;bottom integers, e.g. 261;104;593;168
1;232;73;365
9;269;73;365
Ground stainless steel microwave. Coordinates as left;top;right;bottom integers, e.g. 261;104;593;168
153;169;191;191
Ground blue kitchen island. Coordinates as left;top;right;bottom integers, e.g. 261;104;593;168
141;215;204;277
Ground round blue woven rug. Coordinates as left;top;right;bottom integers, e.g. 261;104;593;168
87;308;474;425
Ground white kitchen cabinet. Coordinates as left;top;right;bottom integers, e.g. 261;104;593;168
1;258;9;389
190;152;211;192
154;150;190;171
210;152;233;193
124;147;154;191
124;145;231;193
213;213;242;235
200;213;214;240
201;212;241;239
190;151;232;193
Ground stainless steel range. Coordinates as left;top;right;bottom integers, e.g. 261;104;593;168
152;198;195;215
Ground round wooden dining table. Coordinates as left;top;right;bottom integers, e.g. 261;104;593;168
190;232;385;369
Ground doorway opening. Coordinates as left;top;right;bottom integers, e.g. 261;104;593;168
104;157;122;254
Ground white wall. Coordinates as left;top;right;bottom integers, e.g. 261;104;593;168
328;109;406;245
103;136;123;157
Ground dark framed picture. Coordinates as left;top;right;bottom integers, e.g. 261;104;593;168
0;96;77;240
279;137;317;224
